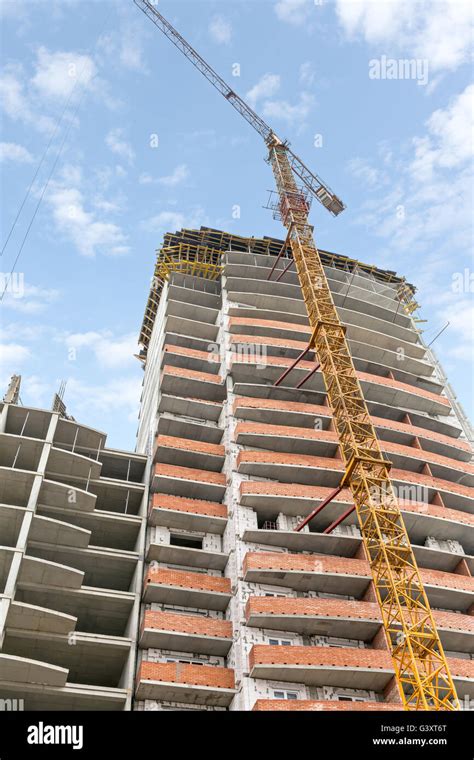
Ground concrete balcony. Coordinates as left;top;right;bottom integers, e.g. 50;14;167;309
98;450;146;484
160;366;226;402
245;597;474;653
239;481;474;554
237;451;474;513
46;446;102;485
54;417;105;460
158;393;222;423
253;699;403;711
2;629;131;687
0;467;35;508
0;433;44;472
248;645;394;691
154;435;225;472
149;493;227;534
140;610;233;655
36;502;142;552
243;551;370;596
16;583;135;637
38;477;96;513
162;344;219;375
232;382;462;443
167;282;221;311
29;514;91;549
151;463;226;502
230;355;451;417
26;542;140;591
0;503;26;546
166;296;219;325
234;422;474;486
157;412;223;445
19;555;84;590
4;405;53;441
243;552;474;612
135;661;236;706
6;600;77;636
0;677;127;710
242;526;473;575
164;314;219;344
143;568;232;611
146;541;228;571
89;478;145;516
230;331;435;389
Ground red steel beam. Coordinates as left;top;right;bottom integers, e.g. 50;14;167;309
275;258;294;282
323;506;356;534
273;344;312;386
295;362;320;389
294;484;344;532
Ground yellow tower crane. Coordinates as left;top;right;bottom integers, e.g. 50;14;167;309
133;0;459;711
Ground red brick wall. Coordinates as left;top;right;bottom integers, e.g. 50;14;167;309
237;449;343;469
420;568;474;592
151;493;227;518
229;316;310;336
249;645;392;670
162;365;222;384
243;552;369;577
143;610;232;639
154;462;226;485
155;435;225;457
233;396;328;416
145;567;231;593
138;661;235;689
253;699;403;711
245;596;380;621
244;552;472;595
164;344;212;361
447;657;474;679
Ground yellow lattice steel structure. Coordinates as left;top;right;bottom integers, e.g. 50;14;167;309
134;0;460;709
269;140;459;710
139;242;223;349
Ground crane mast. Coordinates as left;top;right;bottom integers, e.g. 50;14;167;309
134;0;459;710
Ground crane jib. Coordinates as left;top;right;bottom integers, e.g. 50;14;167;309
134;0;345;215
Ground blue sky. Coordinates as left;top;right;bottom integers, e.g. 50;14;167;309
1;0;472;450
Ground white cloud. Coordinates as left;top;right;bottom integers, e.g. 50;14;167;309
1;282;60;314
0;141;33;163
209;16;232;44
335;0;473;73
299;61;316;87
105;129;135;165
262;91;315;126
65;375;142;419
138;173;155;185
141;206;207;235
347;156;387;187
350;85;473;370
275;0;312;26
0;343;31;364
98;20;149;73
0;65;54;133
45;168;129;257
157;164;189;187
439;299;474;362
31;47;96;100
246;73;281;107
63;330;137;369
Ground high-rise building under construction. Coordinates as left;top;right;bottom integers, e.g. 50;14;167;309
132;226;474;712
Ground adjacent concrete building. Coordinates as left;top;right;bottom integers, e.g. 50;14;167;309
0;401;148;710
134;227;474;712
